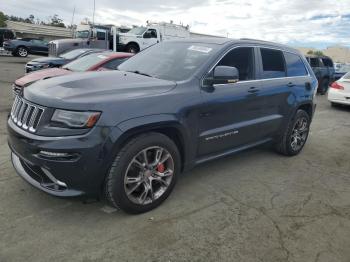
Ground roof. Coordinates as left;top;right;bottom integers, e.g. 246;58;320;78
170;37;300;53
305;54;332;59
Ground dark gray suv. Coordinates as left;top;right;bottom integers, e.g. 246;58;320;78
8;38;318;213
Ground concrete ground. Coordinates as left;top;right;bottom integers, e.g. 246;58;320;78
0;56;350;262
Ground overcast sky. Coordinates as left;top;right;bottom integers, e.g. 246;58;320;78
1;0;350;48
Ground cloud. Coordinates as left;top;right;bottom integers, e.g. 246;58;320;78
1;0;350;48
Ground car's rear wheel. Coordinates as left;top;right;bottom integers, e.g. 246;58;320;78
16;47;28;57
105;132;180;214
275;110;310;156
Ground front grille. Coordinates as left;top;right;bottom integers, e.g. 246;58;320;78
48;43;57;57
10;96;45;133
12;84;22;96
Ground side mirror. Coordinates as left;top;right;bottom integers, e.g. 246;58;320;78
211;66;239;85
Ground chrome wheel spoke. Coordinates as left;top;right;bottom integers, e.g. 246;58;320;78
124;146;175;205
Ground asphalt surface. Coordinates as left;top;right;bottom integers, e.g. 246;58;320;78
0;56;350;262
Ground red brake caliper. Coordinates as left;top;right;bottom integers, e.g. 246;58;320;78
157;163;165;173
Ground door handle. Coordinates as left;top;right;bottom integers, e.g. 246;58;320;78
248;87;259;93
287;82;295;87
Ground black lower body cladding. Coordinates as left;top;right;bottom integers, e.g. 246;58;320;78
7;119;121;197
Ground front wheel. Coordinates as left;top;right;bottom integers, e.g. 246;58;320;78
105;132;180;214
275;110;311;156
125;43;139;53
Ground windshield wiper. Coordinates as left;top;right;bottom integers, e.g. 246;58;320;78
127;70;153;78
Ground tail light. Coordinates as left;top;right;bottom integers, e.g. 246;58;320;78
330;82;344;90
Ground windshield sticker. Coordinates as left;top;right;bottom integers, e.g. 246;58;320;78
97;55;107;59
188;45;212;53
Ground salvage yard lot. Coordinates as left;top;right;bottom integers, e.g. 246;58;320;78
0;55;350;262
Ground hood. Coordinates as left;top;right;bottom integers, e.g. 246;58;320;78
24;71;176;109
28;57;67;65
15;68;72;87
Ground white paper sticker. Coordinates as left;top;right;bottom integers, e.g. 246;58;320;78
188;45;212;53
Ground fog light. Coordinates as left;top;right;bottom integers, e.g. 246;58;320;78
39;151;70;157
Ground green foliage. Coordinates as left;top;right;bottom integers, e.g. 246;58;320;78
307;50;325;56
0;11;6;27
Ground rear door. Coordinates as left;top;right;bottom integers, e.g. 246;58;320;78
198;46;266;157
257;48;311;134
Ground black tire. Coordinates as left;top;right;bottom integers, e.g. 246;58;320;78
330;102;339;107
125;43;139;53
105;132;181;214
319;78;329;95
275;110;311;156
16;46;28;57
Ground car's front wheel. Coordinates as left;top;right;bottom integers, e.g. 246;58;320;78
275;110;311;156
105;132;180;214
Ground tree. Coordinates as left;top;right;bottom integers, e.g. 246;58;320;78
48;14;66;27
307;50;314;55
307;50;325;56
0;11;7;27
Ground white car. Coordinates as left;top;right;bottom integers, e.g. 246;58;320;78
328;72;350;106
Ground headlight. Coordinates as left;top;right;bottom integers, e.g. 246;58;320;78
51;109;101;128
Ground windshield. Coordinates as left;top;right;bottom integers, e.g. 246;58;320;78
127;27;147;35
337;64;350;73
60;49;88;60
118;42;219;81
63;52;110;72
75;30;90;38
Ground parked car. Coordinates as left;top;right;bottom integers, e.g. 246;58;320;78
334;63;350;81
305;55;335;94
0;28;15;47
3;38;48;57
25;48;106;73
8;39;317;214
13;52;133;95
328;71;350;107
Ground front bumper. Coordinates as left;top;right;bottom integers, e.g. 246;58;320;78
25;63;49;73
328;88;350;105
3;45;15;52
8;119;120;197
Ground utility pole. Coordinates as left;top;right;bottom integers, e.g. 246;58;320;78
70;5;76;36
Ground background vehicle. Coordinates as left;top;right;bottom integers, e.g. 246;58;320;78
306;55;335;94
328;72;350;106
118;21;190;53
13;52;133;95
25;48;105;73
0;28;15;47
3;38;48;57
8;39;317;214
48;24;130;57
334;62;350;81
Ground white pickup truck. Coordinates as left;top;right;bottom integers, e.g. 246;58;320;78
118;22;190;53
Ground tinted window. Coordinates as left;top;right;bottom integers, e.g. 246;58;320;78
260;48;285;78
284;52;307;77
309;58;319;67
322;58;333;67
118;42;219;81
217;47;254;81
96;31;105;40
103;58;129;70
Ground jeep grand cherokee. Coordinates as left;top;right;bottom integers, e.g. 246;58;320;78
8;38;317;214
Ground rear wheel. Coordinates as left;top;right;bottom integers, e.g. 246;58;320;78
275;110;310;156
16;47;28;57
105;132;180;214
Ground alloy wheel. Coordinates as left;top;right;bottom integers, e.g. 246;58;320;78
18;48;28;57
290;117;309;151
124;146;174;205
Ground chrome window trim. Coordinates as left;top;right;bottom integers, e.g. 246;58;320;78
202;44;311;88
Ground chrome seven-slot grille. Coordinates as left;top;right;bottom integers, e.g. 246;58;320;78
48;42;57;57
10;96;45;133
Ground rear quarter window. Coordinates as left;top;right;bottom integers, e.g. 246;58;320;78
322;58;333;67
284;52;308;77
260;48;286;79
